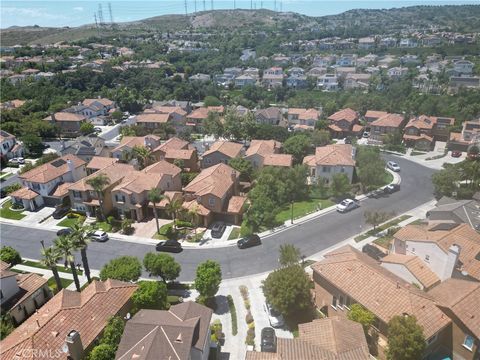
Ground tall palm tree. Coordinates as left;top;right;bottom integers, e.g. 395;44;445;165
187;204;200;235
148;188;165;234
40;245;63;292
54;236;81;292
86;173;110;220
131;145;155;170
70;224;92;283
165;199;183;231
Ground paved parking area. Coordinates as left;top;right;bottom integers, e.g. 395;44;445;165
22;206;56;223
203;224;234;244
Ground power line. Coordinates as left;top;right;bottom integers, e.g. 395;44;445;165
274;0;276;11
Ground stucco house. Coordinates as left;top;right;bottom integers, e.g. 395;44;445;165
303;144;356;184
44;112;87;137
244;140;292;169
201;141;243;168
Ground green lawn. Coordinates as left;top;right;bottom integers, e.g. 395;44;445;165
186;230;206;243
354;215;412;242
22;260;83;275
0;200;26;220
57;216;84;228
0;172;13;181
47;276;73;294
167;295;182;305
374;235;393;249
152;232;168;240
228;227;241;240
275;199;334;224
92;221;112;232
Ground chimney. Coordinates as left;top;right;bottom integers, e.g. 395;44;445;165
442;244;460;280
66;159;75;173
65;330;84;360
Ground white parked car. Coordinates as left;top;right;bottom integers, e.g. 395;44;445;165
264;303;284;328
387;161;401;172
336;198;359;213
9;157;25;165
88;231;109;242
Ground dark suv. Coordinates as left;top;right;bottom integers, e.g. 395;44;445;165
237;234;261;249
261;327;277;352
362;244;386;260
211;222;226;238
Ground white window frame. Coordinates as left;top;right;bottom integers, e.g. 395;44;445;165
463;335;474;351
331;296;337;310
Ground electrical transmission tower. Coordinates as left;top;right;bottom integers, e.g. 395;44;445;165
98;3;104;26
184;0;188;16
108;2;114;24
211;0;214;10
203;0;206;11
94;13;98;27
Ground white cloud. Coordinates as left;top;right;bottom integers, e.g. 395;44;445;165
1;6;69;21
73;6;84;12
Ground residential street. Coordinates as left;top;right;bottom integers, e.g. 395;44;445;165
0;155;436;281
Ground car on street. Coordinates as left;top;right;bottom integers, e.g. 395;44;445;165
362;131;370;138
261;327;277;352
156;239;182;253
344;137;353;144
451;151;462;158
264;303;284;328
211;222;226;239
362;244;387;260
9;157;25;165
383;184;400;194
88;230;109;242
94;127;102;133
52;206;70;219
387;161;400;172
336;198;359;213
57;228;73;237
237;234;261;249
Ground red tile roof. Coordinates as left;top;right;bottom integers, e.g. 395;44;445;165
19;155;86;184
303;144;355;167
328;108;358;123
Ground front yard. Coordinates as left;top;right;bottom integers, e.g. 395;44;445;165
0;200;26;220
57;216;85;228
275;199;334;224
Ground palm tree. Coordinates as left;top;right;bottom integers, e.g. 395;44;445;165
40;245;63;292
165;198;183;231
70;224;92;283
148;188;165;234
54;236;81;292
86;173;110;220
131;145;155;170
187;204;200;235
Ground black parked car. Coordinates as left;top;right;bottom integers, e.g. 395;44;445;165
383;184;400;194
237;234;261;249
156;240;182;253
211;222;226;239
362;244;386;260
52;206;70;219
261;327;277;353
57;228;73;237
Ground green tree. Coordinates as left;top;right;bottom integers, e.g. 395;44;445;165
131;281;168;310
86;173;111;220
69;223;92;283
0;246;22;266
194;260;222;303
347;304;375;334
386;315;426;360
364;210;395;230
203;111;224;138
262;264;313;318
283;134;311;164
40;245;63;292
432;163;461;198
121;218;134;234
278;244;301;267
53;236;81;292
148;188;164;234
203;95;222;107
111;110;123;122
223;108;244;140
229;157;254;182
80;122;95;135
99;256;142;282
311;130;331;147
0;314;15;340
331;173;352;198
89;344;116;360
165;199;183;230
143;252;181;283
101;316;125;349
355;146;386;191
131;145;154;170
21;133;44;157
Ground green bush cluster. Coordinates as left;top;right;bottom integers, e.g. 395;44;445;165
227;295;238;336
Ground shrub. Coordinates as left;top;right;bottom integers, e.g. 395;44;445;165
245;326;255;345
227;295;238;336
175;219;193;228
387;226;401;236
0;246;22;266
99;256;142;282
67;212;78;219
10;202;24;210
239;285;249;300
3;183;21;195
245;311;254;324
107;216;115;224
244;299;251;310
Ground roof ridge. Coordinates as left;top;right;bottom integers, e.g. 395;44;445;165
160;325;181;360
117;325;160;360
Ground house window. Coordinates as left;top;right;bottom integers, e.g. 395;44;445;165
209;197;215;206
425;255;430;262
340;167;345;173
426;333;438;346
72;191;82;199
463;335;474;351
339;295;344;308
345;296;351;309
331;296;337;309
322;166;331;173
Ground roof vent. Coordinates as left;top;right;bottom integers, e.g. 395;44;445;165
175;333;183;343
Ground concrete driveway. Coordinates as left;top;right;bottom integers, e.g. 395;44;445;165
132;217;172;238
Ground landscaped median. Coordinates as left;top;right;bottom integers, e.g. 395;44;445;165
354;215;411;243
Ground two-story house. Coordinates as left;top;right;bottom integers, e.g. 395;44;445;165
452;60;474;76
369;112;406;141
336;54;357;67
387;66;409;80
201;141;243;168
254;107;282;126
244;140;292;169
61;135;108;162
344;73;371;90
403;115;455;150
427;193;480;230
134;112;171;129
286;108;320;131
151;137;199;172
44;112;87;137
11;155;87;210
303;144;356;184
449;119;480;151
317;74;339;91
234;74;257;88
262;67;284;88
0;130;23;161
327;108;360;138
111;135;161;162
186;106;224;130
115;302;213;360
0;262;52;325
182;163;246;226
358;37;376;50
312;245;452;359
144;105;187;132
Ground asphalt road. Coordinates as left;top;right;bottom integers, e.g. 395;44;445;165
0;155;436;281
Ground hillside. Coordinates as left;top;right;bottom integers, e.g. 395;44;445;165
1;5;479;46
